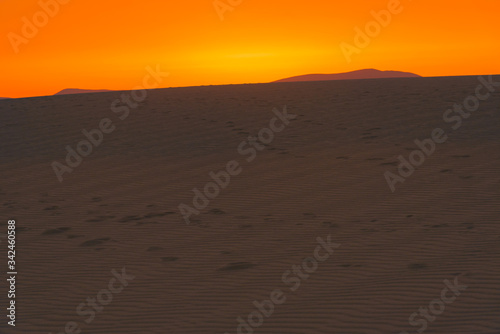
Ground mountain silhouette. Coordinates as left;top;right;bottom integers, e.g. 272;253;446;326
273;69;421;83
54;89;112;95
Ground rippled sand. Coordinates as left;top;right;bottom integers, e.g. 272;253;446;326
1;76;499;333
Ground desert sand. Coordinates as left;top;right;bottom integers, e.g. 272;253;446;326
0;76;499;333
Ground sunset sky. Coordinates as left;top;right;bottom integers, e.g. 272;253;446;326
1;0;499;98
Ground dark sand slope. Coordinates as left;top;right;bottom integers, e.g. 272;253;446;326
0;76;499;333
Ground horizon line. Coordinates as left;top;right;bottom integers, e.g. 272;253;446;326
3;72;500;100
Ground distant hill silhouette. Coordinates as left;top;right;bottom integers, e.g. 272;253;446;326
54;89;112;95
0;97;11;100
273;69;421;83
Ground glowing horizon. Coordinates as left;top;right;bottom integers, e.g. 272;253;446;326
1;0;499;98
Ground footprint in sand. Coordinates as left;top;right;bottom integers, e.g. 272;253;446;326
431;224;449;228
42;227;71;235
144;212;175;218
218;262;256;271
16;227;29;233
408;263;428;270
463;223;475;230
119;215;142;223
4;201;16;207
322;222;338;228
85;215;115;222
209;208;226;215
80;237;111;247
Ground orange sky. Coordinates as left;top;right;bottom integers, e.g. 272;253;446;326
1;0;499;98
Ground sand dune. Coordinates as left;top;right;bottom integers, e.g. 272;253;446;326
0;76;499;333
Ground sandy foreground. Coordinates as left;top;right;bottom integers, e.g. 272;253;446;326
0;76;499;333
